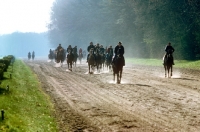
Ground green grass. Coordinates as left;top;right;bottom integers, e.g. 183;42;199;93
126;58;200;70
0;60;58;132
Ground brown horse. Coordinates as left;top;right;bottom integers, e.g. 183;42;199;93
105;52;113;71
112;55;124;84
163;54;173;78
56;48;65;63
66;51;74;71
95;50;102;73
88;49;95;74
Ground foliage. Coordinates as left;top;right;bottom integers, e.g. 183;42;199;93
0;60;58;132
48;0;200;60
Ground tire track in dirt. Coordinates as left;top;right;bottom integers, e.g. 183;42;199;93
25;60;200;132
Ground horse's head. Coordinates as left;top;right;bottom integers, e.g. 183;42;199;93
89;49;94;55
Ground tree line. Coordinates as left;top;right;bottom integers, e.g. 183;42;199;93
48;0;200;60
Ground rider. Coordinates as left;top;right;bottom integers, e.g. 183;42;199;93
28;52;31;59
32;51;35;56
99;45;105;54
107;45;114;56
79;47;82;54
79;47;83;57
67;45;73;53
87;42;95;62
95;43;100;54
164;42;175;65
32;51;35;59
73;46;77;53
56;44;63;52
112;42;125;66
73;46;78;58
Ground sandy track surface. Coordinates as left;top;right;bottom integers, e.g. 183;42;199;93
24;59;200;132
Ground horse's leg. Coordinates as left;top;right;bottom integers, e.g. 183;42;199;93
117;72;120;84
88;64;90;73
119;68;123;83
167;66;170;78
164;65;167;78
171;65;173;77
113;72;115;82
70;62;72;71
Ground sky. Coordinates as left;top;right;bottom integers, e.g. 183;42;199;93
0;0;55;35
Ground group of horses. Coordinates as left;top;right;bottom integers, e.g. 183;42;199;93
48;49;81;71
86;48;123;84
28;52;35;60
48;48;124;84
48;47;173;84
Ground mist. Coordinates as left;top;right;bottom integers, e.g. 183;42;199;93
0;32;51;58
47;0;200;60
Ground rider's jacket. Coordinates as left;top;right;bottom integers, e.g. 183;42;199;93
107;48;113;55
73;47;77;54
114;45;124;57
165;46;175;54
56;46;62;51
99;47;105;54
87;45;95;52
67;47;73;53
95;46;100;53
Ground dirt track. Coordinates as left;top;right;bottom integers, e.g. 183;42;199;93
24;59;200;132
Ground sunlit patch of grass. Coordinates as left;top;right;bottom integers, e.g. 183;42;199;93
126;58;200;70
0;60;58;132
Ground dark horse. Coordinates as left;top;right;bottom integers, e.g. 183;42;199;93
105;52;113;71
32;51;35;60
112;55;124;84
56;48;65;65
88;49;96;74
95;50;102;73
66;51;74;71
28;52;31;60
163;54;173;78
48;50;55;61
73;52;78;67
100;53;106;70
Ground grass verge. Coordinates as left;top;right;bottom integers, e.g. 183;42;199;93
0;60;58;132
126;58;200;70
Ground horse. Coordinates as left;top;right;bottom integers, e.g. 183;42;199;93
73;52;78;67
95;50;102;73
163;53;173;78
48;50;55;61
66;51;74;71
88;49;96;74
100;53;106;70
28;52;31;60
32;52;35;60
105;52;113;71
56;48;65;65
78;52;83;64
112;55;124;84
